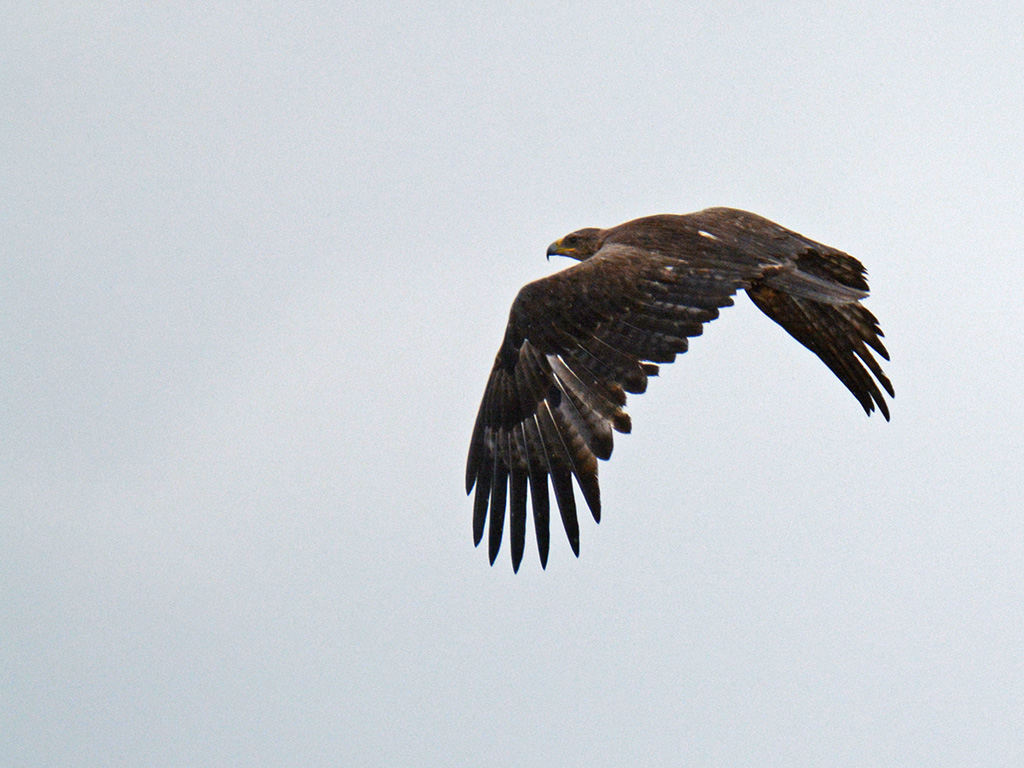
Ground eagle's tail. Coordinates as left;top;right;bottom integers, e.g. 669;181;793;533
748;255;893;420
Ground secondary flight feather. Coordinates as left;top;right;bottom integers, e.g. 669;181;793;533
466;208;893;571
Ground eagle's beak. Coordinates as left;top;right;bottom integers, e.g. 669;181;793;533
546;239;565;260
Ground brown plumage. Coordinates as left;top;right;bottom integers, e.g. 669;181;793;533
466;207;893;571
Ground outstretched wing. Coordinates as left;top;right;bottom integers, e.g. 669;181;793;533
684;207;894;420
465;242;765;571
747;283;893;419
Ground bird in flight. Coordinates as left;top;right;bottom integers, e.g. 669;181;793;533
466;208;893;571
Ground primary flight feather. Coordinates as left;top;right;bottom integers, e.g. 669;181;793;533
466;208;893;571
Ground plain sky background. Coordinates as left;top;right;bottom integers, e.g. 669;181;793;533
4;2;1024;766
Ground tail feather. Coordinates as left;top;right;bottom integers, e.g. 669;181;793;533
761;267;867;305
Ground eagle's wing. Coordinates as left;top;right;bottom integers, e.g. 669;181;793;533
465;243;764;571
680;208;893;419
747;283;893;419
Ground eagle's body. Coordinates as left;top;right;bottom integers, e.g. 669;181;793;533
467;208;893;571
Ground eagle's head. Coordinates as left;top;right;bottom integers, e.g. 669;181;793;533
546;228;602;261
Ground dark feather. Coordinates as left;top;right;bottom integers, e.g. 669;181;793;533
466;207;893;569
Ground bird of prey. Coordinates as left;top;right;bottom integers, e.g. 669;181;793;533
466;207;893;571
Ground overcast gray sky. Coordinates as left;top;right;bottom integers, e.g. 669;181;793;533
4;2;1024;766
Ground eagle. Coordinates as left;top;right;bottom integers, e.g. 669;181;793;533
466;208;893;571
